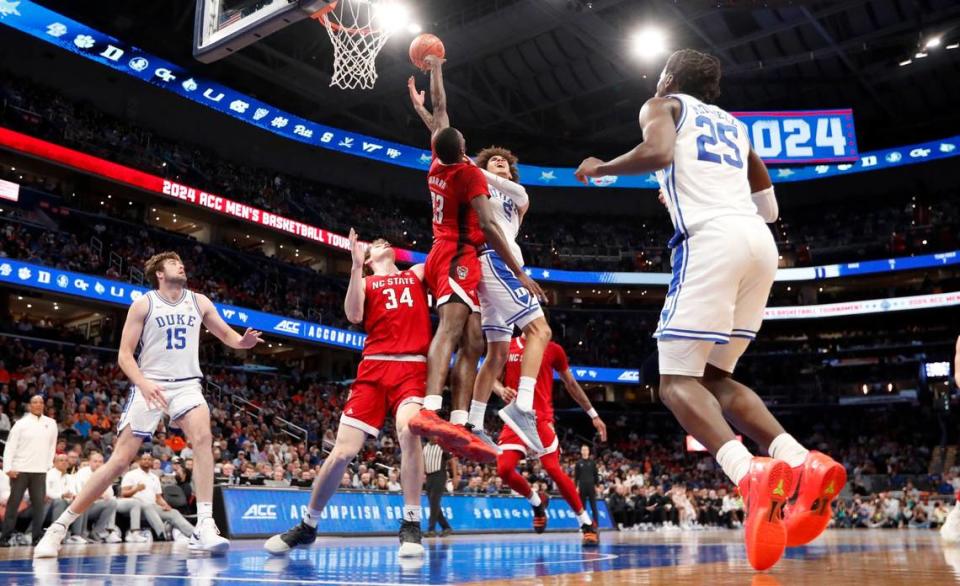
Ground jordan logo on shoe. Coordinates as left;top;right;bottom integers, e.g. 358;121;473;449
772;479;786;498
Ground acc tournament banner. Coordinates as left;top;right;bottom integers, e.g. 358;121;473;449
5;1;957;186
218;487;614;538
4;127;959;286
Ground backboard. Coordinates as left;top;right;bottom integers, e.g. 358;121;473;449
193;0;333;63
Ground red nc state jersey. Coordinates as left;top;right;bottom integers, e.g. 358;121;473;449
428;156;488;247
362;270;432;357
503;338;569;421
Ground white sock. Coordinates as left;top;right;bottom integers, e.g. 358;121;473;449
423;395;443;411
517;376;536;412
468;400;487;429
577;510;592;526
716;439;754;485
196;501;213;523
403;505;422;523
527;492;542;508
57;508;81;527
768;433;809;468
304;507;324;528
450;410;468;426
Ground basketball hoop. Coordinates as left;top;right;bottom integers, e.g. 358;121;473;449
312;0;402;90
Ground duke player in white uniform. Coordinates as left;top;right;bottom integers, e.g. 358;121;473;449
409;56;553;455
35;251;263;558
466;148;553;454
576;50;845;571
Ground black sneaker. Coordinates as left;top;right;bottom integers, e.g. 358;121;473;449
398;521;424;557
439;528;453;537
264;521;317;555
581;523;599;547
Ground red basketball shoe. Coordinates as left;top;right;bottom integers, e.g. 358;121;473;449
737;457;792;571
408;410;497;462
783;451;847;546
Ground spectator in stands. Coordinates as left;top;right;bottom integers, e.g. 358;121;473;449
73;452;121;543
45;453;85;542
120;453;194;542
1;395;56;546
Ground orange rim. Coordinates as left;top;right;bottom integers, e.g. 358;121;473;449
311;0;383;36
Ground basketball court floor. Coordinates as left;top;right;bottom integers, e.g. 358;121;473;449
0;530;954;585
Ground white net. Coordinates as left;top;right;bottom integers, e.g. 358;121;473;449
316;0;397;90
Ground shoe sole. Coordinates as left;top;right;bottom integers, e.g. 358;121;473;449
189;541;230;554
785;462;847;547
409;417;472;449
744;460;791;571
498;409;544;453
398;543;425;557
460;437;500;463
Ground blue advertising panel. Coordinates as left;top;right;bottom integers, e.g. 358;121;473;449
219;487;613;538
7;0;956;187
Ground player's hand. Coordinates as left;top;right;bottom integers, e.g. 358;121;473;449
519;273;547;304
139;380;168;410
407;77;425;108
498;386;518;404
422;54;446;71
6;471;17;479
349;228;365;271
574;157;605;185
593;417;608;442
658;189;667;206
237;327;263;349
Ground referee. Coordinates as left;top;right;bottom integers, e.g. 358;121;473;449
574;444;600;527
423;437;456;537
1;395;56;546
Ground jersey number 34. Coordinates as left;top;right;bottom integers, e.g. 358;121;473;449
383;288;414;310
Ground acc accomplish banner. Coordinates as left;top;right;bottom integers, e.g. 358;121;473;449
218;487;613;538
0;258;365;351
4;126;959;287
6;1;954;186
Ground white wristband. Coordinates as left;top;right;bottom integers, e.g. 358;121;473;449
587;408;598;419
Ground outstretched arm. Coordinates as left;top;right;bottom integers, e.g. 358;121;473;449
575;97;679;182
344;228;366;324
559;368;607;442
425;55;450;132
197;294;263;350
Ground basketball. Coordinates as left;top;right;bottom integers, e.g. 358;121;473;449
409;33;445;70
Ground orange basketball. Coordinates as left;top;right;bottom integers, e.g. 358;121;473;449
409;33;445;70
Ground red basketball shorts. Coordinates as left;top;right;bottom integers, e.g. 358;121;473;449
425;240;481;312
340;357;426;437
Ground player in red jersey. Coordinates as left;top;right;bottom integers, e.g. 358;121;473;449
407;56;545;461
493;336;608;546
265;230;430;558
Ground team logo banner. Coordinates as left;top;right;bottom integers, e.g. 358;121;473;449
219;487;614;538
3;0;957;186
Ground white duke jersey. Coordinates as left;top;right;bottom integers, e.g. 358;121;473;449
488;184;524;265
656;93;758;236
137;289;204;381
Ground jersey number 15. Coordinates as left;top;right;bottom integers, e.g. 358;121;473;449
165;327;187;350
383;288;414;310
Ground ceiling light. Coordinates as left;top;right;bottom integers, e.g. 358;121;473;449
925;36;941;49
899;59;912;66
915;52;928;59
631;27;667;60
947;43;959;50
407;23;422;35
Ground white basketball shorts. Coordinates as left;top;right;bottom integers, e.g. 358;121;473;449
478;250;544;343
117;378;207;439
655;215;778;377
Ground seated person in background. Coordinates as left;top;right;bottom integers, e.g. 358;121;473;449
74;452;121;543
46;453;85;543
121;453;195;542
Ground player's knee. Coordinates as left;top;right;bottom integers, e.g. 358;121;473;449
485;344;509;369
525;318;551;343
189;428;213;449
463;333;485;359
658;377;682;408
330;442;361;465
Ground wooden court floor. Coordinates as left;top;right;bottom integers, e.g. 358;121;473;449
0;528;953;585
